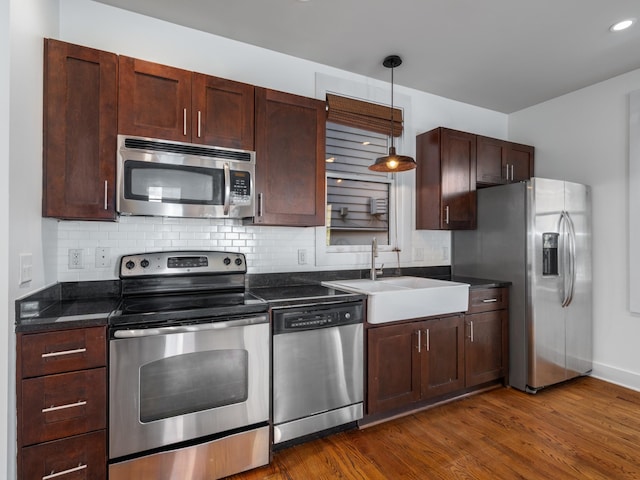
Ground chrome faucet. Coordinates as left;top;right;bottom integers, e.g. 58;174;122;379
371;238;383;280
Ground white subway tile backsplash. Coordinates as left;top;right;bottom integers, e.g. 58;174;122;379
53;214;449;281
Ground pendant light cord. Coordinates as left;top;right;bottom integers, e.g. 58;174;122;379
390;65;395;151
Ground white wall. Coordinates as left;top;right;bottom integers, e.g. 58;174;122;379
1;3;10;478
510;68;640;391
6;1;60;478
50;0;508;282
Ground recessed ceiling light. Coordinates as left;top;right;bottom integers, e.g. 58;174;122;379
610;18;636;32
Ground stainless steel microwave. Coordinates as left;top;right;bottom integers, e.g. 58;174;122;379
116;135;255;219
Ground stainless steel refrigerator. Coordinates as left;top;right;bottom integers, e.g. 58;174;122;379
452;177;592;393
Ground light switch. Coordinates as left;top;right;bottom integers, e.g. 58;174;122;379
19;253;33;284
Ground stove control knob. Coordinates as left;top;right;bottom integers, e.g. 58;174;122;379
235;258;243;266
140;259;150;268
125;260;135;270
223;257;231;266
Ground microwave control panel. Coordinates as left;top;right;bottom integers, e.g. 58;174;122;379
230;170;251;206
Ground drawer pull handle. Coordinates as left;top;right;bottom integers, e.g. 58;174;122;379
43;463;87;480
42;400;86;413
41;348;86;358
481;298;498;303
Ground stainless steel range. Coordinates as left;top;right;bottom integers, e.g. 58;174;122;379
108;251;270;480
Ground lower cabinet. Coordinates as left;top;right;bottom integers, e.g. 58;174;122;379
367;315;465;416
366;287;508;418
22;431;106;480
17;326;107;480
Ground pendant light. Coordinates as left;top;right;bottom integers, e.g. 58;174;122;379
368;55;416;172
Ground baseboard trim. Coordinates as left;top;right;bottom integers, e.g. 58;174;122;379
591;362;640;392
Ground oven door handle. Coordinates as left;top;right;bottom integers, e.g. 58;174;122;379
112;315;268;338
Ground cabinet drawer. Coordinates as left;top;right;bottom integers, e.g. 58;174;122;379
20;326;106;378
467;288;509;314
22;430;106;480
21;368;106;446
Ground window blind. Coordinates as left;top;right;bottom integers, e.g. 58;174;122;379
326;93;403;137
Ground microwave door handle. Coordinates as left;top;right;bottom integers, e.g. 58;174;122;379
223;163;231;215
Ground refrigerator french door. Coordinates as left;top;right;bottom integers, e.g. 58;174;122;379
452;177;592;393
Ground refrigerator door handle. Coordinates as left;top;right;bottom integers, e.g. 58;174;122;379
559;211;570;307
564;211;577;307
559;211;577;307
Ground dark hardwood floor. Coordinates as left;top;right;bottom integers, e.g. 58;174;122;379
229;377;640;479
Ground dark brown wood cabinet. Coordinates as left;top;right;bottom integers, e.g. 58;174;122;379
367;322;421;414
421;315;465;398
366;287;509;419
17;326;107;480
118;56;191;142
477;135;534;187
253;87;325;226
416;127;477;230
43;39;118;221
192;73;255;150
118;56;255;150
367;315;464;415
464;287;509;387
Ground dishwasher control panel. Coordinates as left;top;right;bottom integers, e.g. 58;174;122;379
272;301;363;334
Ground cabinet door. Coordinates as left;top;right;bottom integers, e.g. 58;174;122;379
118;56;192;141
43;39;117;220
21;368;106;445
254;88;325;226
367;323;421;415
476;135;506;186
416;128;476;230
421;316;465;398
506;142;534;183
192;73;254;150
22;430;106;480
20;326;106;378
465;310;508;387
440;129;477;229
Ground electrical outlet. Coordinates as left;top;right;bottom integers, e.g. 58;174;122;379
414;247;424;262
95;247;111;268
68;249;83;269
19;253;33;284
297;249;307;265
442;246;449;260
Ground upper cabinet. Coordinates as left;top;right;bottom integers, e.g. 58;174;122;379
118;57;254;150
417;127;535;230
416;127;477;230
43;39;118;221
192;73;255;150
477;135;534;187
252;88;326;227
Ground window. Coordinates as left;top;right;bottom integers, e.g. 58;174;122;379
325;122;392;246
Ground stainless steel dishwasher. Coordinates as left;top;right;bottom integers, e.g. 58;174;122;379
272;300;364;445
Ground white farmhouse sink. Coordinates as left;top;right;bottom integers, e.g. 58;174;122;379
321;276;469;324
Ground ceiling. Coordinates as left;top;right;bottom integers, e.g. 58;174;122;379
94;0;640;113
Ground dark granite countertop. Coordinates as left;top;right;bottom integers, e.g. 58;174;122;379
14;268;510;333
451;275;511;289
15;280;120;333
250;284;366;308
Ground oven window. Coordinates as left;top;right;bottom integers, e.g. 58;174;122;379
125;160;223;205
139;349;248;423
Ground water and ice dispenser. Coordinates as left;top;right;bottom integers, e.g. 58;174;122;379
542;232;559;276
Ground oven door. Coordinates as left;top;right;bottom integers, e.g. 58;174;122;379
109;315;269;459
